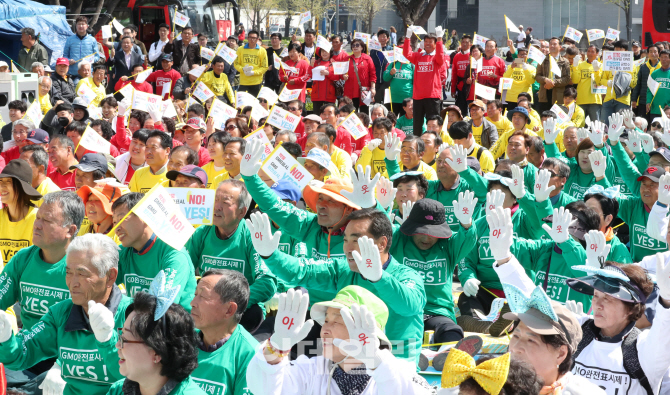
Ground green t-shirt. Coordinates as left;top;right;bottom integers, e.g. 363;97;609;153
608;234;632;263
117;236;197;312
383;62;415;103
396;115;425;134
0;245;69;330
0;292;130;395
192;326;258;395
185;222;277;307
647;68;670;115
546;142;616;200
106;377;207;395
618;194;668;261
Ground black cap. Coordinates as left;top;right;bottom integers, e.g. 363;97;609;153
70;153;108;174
649;147;670;163
637;166;667;183
161;53;173;62
399;198;452;239
0;159;41;199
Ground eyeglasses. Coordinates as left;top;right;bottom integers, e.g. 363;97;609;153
542;169;559;178
226;124;238;131
400;148;417;154
288;107;300;111
117;328;143;348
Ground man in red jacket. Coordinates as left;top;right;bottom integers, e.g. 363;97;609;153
403;26;446;137
450;34;472;117
479;40;506;91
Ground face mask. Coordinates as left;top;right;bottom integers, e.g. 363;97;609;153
58;117;70;126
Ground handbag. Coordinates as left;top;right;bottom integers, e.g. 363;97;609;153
352;57;370;99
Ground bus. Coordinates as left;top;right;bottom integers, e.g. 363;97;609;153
642;0;670;47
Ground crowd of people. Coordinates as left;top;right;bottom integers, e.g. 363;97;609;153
1;10;670;395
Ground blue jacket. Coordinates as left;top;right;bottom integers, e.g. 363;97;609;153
63;33;99;76
371;45;392;83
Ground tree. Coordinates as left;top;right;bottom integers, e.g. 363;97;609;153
393;0;439;37
343;0;391;33
603;0;632;41
295;0;329;32
240;0;277;31
276;0;297;37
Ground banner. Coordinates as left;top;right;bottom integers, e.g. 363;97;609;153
602;51;634;72
498;77;513;93
132;91;162;113
207;98;238;130
132;185;195;250
261;145;314;191
76;83;97;107
564;26;583;43
23;101;42;125
200;46;215;62
165;188;215;225
79;126;111;154
549;55;562;77
216;43;238;65
258;86;279;106
236;91;256;109
119;83;134;99
101;25;112;40
299;11;311;25
338;111;368;140
134;67;153;84
192;81;215;103
473;33;489;47
316;35;332;52
393;46;409;64
550;103;570;124
587;29;605;41
474;82;496;101
504;15;520;34
332;61;349;75
266;105;301;132
605;27;620;41
278;86;302;102
368;38;382;51
527;45;546;65
173;11;190;28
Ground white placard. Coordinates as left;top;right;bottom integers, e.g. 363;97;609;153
332;61;349;75
200;46;215;62
550;103;570;123
528;45;546;65
192;81;215;103
564;26;583;43
278;87;302;102
236;91;256;109
587;29;605;41
299;11;311;25
79;126;111;155
216;43;238;65
165;188;215;225
207;98;238;130
76;83;97;107
473;33;489;47
266;106;301;132
338;111;368;140
258;87;279;106
23;101;42;125
188;65;206;78
131;91;162;113
132;185;195;250
316;35;332;52
311;66;326;81
498;77;514;93
261;146;314;191
250;100;269;121
101;25;112;40
368;38;382;51
602;51;634;72
173;11;190;28
474;82;496;101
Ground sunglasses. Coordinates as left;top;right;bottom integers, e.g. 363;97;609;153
259;98;267;104
226;124;238;131
352;44;362;48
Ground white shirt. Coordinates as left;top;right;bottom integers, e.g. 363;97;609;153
124;52;132;69
149;39;169;63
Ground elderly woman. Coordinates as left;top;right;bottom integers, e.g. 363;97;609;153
38;76;52;115
246;286;433;395
77;179;130;240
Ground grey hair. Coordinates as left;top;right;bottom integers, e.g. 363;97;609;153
38;76;51;85
275;129;297;143
78;61;91;71
219;179;252;210
41;191;86;232
529;136;544;153
20;28;36;39
201;269;250;323
308;132;331;149
31;62;44;70
370;103;388;117
66;233;120;276
14;118;35;131
542;157;571;178
635;117;648;132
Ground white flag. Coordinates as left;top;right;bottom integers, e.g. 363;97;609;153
383;88;391;104
316;35;332;52
79;126;111;155
473;34;489;47
258;87;279;106
119;82;134;99
409;25;427;35
648;75;660;96
606;28;620;41
550;103;570;123
368;38;382;51
332;61;349;75
474;82;496;101
299;11;311;25
505;16;520;34
587;29;605;41
393;46;409;64
161;80;172;97
134;67;153;84
235;91;256;109
208;98;238;130
215;43;238;64
279;87;302;102
527;45;546;65
266;106;301;132
132;185;195;250
173;11;190;28
76;83;98;107
564;27;583;43
200;46;215;62
23;101;42;125
250;100;269;121
112;18;125;35
101;25;112;40
550;56;562;78
339;111;368;140
162;100;178;119
192;81;215;103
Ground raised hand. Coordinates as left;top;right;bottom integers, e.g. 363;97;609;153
351;235;383;282
641;133;654;154
240;138;265;177
393;200;415;225
384;132;401;161
587;122;604;146
333;304;382;369
623;109;636;129
588;151;607;178
444;145;468;173
271;289;314;352
375;177;397;210
534;169;556;202
485;189;505;216
486;206;513;261
608;113;625;143
627;129;643;153
542;207;572;244
543;118;559;144
342;165;381;208
453;190;478;226
565;300;588;321
246;212;282;257
367;138;382;151
584;230;611;268
509;164;525;199
658;173;670;206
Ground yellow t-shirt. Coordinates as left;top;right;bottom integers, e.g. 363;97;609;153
75;77;106;107
200;71;235;105
0;206;38;267
330;146;352;181
35;177;61;207
489;129;540;160
201;162;228;189
472;124;484;145
355;147;388;179
486;116;514;137
209;172;244;190
128;166;168;193
77;221;121;244
399;161;438;180
38;93;52;116
596;67;639;106
503;64;536;103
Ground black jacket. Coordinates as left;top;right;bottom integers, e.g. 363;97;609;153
164;40;201;72
50;73;75;106
107;50;144;92
265;46;283;90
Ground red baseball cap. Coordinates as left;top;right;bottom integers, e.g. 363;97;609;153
56;58;69;66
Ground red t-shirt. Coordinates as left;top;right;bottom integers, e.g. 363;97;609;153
146;69;182;99
403;39;446;100
48;168;76;191
114;80;154;94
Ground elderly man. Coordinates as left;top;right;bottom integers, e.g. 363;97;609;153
392;135;438;180
535;37;571;113
186;180;277;333
190;269;258;394
210;138;245;185
0;233;129;395
17;27;48;72
38;76;52;115
447;121;495;174
31;62;45;77
77;61;92;81
75;64;106;107
47;135;78;191
309;126;352;180
128;130;171;193
112;193;197;310
51;57;76;105
20;145;61;206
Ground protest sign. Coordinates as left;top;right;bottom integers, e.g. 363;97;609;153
280;47;288;57
278;86;302;102
498;77;514;93
339;111;368;140
216;43;238;65
393;46;409;64
591;75;607;94
101;25;112;40
258;87;279;106
564;26;583;43
23;101;42;125
244;129;273;161
173;11;190;28
162;100;178;119
648;75;660;96
605;27;620;40
88;105;102;120
188;65;207;78
602;51;634;72
76;83;97;107
316;35;332;52
332;61;349;75
273;54;281;68
354;32;370;43
299;11;311;25
192;81;216;103
280;62;297;73
382;50;394;62
473;34;489;47
134;67;153;84
409;25;427;35
250;100;269;121
550;103;570;123
207;98;237;130
528;45;546;65
475;82;496;101
312;66;326;81
165;188;215;225
131;185;195;250
132;91;162;113
236;91;257;108
504;15;520;34
119;82;134;99
161;80;172;98
261;145;314;191
266;105;301;132
200;46;215;62
78;126;111;154
550;56;562;77
587;29;605;41
368;38;382;51
112;18;125;34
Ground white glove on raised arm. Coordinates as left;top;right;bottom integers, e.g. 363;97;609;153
623;109;636;129
88;300;115;343
656;253;670;300
453;190;478;226
572;55;581;68
270;289;314;353
588;150;607;178
608;113;625;143
658;173;670;206
246;212;282;257
487;206;514;261
534;169;556;202
405;26;414;39
509;164;525;199
485;189;505;215
333;304;382;369
393;200;415;225
444;144;468;173
587;122;605;146
542;207;573;244
240;138;264;177
584;230;611;268
38;363;67;395
351;235;383;282
627;129;643;153
384;132;401;161
592;60;601;71
543;118;559;144
641;133;655;154
366;138;382;151
342;165;381;208
463;279;481;297
565;300;589;322
375;177;397;210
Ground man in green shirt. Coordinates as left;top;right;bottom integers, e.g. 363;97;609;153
395;98;425;135
0;234;130;395
185;179;277;333
112;193;197;312
646;49;670;117
190;269;259;395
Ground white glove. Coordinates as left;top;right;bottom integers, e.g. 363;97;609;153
587;122;604;146
656;253;670;300
88;300;115;343
628;129;642;153
641;133;655;154
351;235;383;282
661;120;670;147
240;138;264;177
270;289;314;352
485;189;505;216
542;207;573;244
592;60;601;71
509;164;525;199
437;142;450;155
246;212;281;257
463;279;481;297
487;206;514;261
608;113;625;143
572;55;581;68
658;173;670;205
393;201;415;225
435;26;444;40
342;165;381;208
38;363;66;395
453;190;478;226
367;138;382;151
623;109;636;129
534;169;556;202
584;230;611;268
405;27;414;39
588;150;607;178
542;118;559;144
375;177;397;210
0;310;13;342
576;127;589;143
565;300;588;321
333;304;382;369
607;80;613;88
383;132;401;161
445;144;468;173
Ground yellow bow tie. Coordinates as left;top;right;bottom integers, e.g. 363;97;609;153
441;348;510;395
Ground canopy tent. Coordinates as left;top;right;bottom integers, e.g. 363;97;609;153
0;0;73;70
